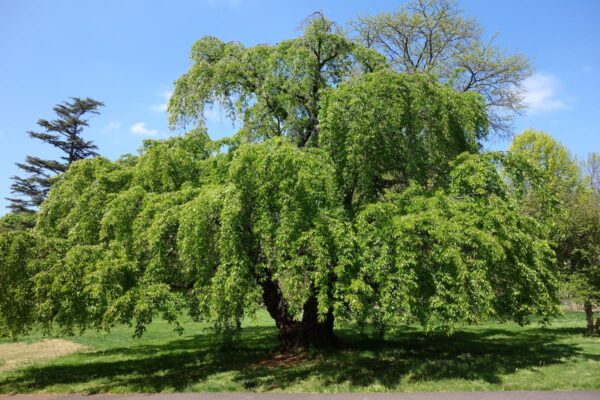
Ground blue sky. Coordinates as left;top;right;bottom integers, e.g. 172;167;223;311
1;0;599;214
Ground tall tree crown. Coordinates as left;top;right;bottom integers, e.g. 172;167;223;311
168;14;386;147
508;129;581;199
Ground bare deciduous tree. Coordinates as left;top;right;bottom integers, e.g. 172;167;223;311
353;0;532;137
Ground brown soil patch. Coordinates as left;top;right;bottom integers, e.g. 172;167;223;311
0;339;85;372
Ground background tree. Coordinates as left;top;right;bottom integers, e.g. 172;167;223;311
353;0;531;135
583;152;600;192
557;189;600;335
507;129;580;222
560;153;600;335
6;97;104;213
508;131;599;335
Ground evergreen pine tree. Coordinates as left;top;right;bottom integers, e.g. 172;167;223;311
6;97;104;213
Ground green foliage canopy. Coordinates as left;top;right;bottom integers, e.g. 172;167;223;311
0;133;558;343
320;70;488;208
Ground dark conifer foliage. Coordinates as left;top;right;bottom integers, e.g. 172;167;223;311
6;97;104;213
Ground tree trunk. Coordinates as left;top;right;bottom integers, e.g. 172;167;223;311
584;301;595;336
261;275;336;350
299;296;337;348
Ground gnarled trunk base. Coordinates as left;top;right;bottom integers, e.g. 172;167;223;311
278;297;337;349
262;276;337;350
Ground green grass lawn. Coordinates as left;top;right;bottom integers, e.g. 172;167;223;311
0;311;598;393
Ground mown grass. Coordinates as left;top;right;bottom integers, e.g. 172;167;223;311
0;311;598;393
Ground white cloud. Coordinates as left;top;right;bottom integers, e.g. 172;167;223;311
101;121;121;132
522;73;568;113
583;65;592;73
151;90;173;113
131;122;159;136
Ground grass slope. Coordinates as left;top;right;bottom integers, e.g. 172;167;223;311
0;312;598;393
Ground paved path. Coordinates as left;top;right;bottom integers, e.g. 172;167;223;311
0;393;598;400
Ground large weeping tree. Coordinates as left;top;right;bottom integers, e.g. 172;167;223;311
0;131;558;348
0;18;559;349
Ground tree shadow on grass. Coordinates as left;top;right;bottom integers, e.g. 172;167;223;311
0;324;595;393
236;325;597;390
